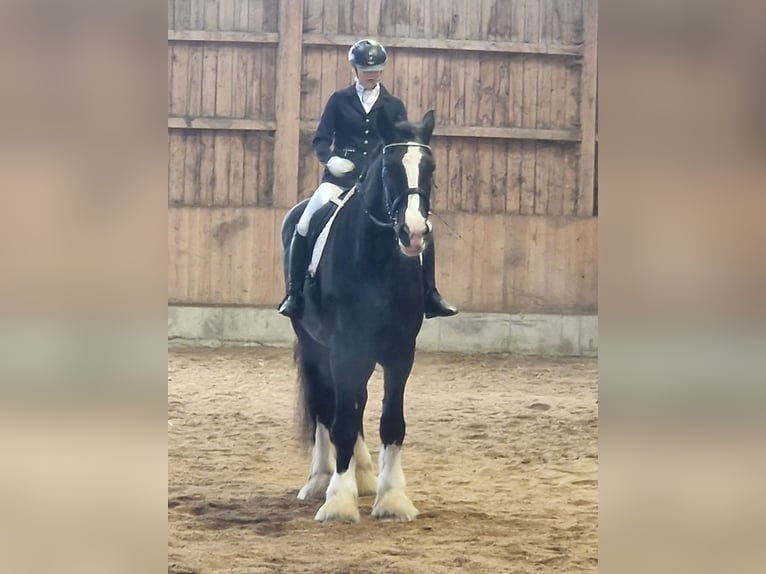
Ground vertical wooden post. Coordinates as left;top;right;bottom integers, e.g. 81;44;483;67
273;0;304;208
577;0;597;216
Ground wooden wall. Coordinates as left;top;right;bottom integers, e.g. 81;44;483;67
168;0;598;314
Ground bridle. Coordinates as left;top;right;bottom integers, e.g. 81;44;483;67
365;142;433;229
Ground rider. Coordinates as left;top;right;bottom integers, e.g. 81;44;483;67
278;39;458;321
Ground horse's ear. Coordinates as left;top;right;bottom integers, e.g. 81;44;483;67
421;110;435;144
376;109;398;144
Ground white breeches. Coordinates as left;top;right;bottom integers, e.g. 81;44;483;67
296;182;345;237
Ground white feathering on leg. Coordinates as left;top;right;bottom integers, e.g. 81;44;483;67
354;434;377;497
372;444;418;521
297;423;335;500
314;458;360;522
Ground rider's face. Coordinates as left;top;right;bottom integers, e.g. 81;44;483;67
356;69;383;90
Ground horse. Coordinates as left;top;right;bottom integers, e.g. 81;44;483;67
279;110;438;522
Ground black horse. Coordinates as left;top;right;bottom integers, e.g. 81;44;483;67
280;110;438;522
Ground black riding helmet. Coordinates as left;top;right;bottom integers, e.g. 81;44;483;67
348;39;387;72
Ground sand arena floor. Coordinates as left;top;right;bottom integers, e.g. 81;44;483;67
168;346;598;573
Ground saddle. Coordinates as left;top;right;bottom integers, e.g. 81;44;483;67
305;185;357;278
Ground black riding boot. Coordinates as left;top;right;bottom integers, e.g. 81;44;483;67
422;239;458;319
278;232;309;319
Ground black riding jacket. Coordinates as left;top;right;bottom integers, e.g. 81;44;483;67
312;83;408;189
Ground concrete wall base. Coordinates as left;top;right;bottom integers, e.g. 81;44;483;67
168;306;597;357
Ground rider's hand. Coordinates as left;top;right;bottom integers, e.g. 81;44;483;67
326;156;355;177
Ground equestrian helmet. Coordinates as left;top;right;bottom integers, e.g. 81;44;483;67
348;39;387;71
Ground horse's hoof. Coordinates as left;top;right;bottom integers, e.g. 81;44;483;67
297;472;332;500
372;490;418;521
314;494;360;523
355;467;378;497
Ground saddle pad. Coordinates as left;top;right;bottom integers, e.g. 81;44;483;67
308;186;357;277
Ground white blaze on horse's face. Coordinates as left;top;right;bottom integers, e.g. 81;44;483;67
401;145;428;256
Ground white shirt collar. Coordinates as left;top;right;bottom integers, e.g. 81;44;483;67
355;81;380;113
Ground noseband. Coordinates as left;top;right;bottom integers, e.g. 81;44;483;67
366;142;432;229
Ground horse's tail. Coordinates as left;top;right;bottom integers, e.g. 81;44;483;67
293;340;316;447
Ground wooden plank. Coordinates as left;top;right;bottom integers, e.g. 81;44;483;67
477;54;494;126
258;134;274;206
168;30;280;43
476;140;493;213
200;44;217;116
550;60;567;130
189;0;204;29
231;46;248;118
494;57;510;127
518;141;536;214
203;0;218;31
464;53;481;126
323;0;339;34
174;0;191;30
187;44;203;117
534;143;550;215
471;215;506;310
524;0;541;43
395;0;411;39
215;45;234;117
242;132;260;205
300;33;584;56
199;133;216;206
301;47;323;121
439;213;472;309
245;43;263;119
183;131;203;205
338;0;353;35
260;45;277;120
248;0;264;32
460;140;479;212
304;0;323;33
168;117;276;130
411;0;426;38
508;56;524;127
351;0;369;35
213;132;233;205
218;0;234;31
521;56;538;129
537;57;552;129
419;53;436;113
506;141;522;214
228;134;245;206
233;0;249;32
562;143;579;215
432;125;580;141
577;0;597;216
170;44;190;116
168;131;186;205
546;143;566;215
451;0;467;39
272;0;303;208
446;138;462;211
465;0;482;40
511;0;525;42
378;0;396;36
262;0;279;32
449;51;465;126
430;137;449;214
434;51;451;125
490;141;508;213
480;0;494;41
392;49;409;110
367;0;383;35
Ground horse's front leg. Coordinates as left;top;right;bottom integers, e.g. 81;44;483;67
314;349;375;523
373;352;418;521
